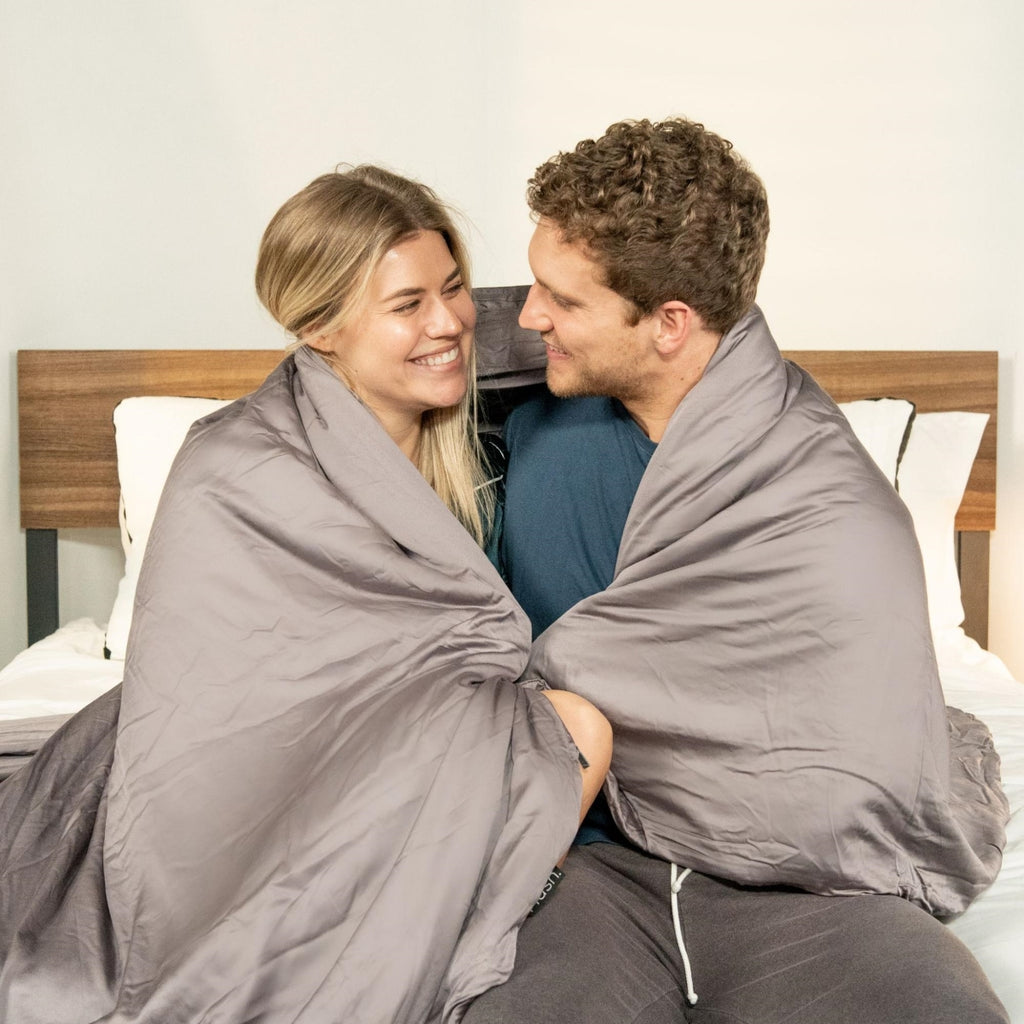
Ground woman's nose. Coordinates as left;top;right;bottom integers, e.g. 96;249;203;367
425;297;462;337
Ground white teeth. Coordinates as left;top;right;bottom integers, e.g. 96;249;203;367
414;348;459;367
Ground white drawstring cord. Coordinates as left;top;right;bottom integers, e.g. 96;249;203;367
670;863;699;1006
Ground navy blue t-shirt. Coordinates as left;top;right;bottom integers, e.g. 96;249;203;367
499;393;656;845
500;394;656;638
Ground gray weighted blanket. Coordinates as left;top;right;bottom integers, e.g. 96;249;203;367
0;346;581;1023
529;306;1009;916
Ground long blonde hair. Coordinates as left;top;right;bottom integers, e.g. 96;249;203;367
255;166;494;545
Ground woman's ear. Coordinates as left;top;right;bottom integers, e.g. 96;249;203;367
304;329;336;355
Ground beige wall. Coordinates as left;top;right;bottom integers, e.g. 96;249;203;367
2;0;1022;673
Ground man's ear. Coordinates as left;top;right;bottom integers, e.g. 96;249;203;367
652;301;695;356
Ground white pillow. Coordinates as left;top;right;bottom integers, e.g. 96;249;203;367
896;411;989;642
105;397;232;660
838;398;915;486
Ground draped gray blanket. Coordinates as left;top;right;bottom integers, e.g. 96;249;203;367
0;347;581;1023
529;307;1008;917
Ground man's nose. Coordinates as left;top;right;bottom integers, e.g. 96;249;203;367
518;284;551;332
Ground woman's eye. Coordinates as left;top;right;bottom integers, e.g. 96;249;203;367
393;300;419;314
444;280;464;297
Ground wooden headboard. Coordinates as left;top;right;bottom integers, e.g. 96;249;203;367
17;348;998;643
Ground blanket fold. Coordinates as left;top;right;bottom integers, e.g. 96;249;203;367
529;307;1008;917
0;347;580;1023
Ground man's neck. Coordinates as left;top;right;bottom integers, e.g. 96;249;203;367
622;328;722;442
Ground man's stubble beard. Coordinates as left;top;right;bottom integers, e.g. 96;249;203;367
544;352;647;405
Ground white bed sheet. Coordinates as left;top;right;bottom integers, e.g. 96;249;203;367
1;621;1022;1019
0;618;122;721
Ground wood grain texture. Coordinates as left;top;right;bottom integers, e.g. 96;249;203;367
18;350;285;528
18;348;997;530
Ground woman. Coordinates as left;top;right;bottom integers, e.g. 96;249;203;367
255;166;611;822
0;167;610;1024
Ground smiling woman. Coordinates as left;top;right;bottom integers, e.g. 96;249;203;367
253;163;610;830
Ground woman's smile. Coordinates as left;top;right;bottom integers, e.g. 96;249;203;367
411;344;462;368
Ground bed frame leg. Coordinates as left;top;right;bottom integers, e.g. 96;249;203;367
26;528;59;645
957;531;989;650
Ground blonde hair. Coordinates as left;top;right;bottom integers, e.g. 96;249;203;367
255;166;493;545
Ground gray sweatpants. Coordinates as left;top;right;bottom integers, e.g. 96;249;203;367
463;842;1008;1024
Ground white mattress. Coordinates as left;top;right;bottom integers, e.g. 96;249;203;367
1;620;1022;1020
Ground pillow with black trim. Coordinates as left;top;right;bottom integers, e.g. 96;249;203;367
838;397;916;486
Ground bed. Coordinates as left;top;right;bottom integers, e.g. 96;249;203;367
4;288;1023;1019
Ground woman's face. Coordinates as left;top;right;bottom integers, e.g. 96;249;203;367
311;230;475;444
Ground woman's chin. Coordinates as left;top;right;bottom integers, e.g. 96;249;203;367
421;377;469;412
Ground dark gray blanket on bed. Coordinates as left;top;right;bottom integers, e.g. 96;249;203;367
0;714;71;762
529;306;1008;917
0;346;581;1023
0;713;73;782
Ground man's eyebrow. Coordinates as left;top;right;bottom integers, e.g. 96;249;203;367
381;267;461;303
534;275;581;307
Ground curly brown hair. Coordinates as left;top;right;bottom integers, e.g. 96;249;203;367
527;118;769;334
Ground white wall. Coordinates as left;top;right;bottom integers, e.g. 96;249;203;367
2;1;1022;674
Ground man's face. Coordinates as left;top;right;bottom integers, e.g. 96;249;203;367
520;219;652;401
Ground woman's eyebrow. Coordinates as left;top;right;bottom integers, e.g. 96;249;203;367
381;267;461;303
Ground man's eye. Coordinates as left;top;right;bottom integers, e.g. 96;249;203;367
552;294;574;310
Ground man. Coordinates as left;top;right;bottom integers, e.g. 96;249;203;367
464;119;1008;1023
